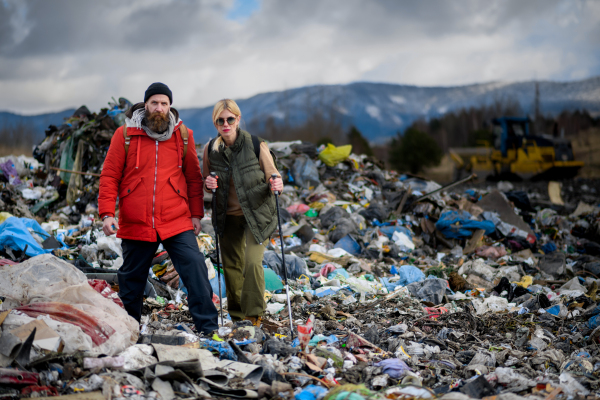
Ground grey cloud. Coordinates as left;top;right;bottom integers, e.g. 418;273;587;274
0;0;599;114
1;0;228;57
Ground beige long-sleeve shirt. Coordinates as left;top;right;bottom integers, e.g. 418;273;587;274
203;142;279;216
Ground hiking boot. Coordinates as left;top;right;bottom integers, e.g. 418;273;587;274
244;316;262;327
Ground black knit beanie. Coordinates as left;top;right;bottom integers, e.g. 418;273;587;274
144;82;173;104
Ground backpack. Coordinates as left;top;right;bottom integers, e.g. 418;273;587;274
122;124;189;161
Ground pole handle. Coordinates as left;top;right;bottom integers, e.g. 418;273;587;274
271;173;280;195
210;172;217;194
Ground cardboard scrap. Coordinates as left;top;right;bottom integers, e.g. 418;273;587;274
34;392;105;400
548;182;564;206
10;319;63;353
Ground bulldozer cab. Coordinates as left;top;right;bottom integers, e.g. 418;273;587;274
492;117;529;157
451;116;583;181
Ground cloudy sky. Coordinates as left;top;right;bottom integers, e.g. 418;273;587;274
1;0;599;115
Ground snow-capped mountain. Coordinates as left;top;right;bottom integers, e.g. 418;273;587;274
183;76;600;143
2;77;599;145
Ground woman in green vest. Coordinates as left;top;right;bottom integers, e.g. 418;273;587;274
203;99;283;326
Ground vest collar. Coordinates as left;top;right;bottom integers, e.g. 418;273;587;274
227;129;247;153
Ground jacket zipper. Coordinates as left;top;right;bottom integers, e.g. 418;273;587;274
152;140;158;228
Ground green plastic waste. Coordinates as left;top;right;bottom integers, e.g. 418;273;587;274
264;267;284;292
314;348;343;368
304;208;319;218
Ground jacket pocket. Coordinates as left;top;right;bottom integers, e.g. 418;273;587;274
161;175;189;222
118;178;147;224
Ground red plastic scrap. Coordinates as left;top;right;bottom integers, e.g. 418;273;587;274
21;385;59;396
88;279;124;308
0;368;39;385
424;306;449;319
14;302;115;346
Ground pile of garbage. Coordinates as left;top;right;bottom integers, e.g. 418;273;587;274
1;101;600;400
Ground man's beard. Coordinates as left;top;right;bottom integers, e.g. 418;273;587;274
145;110;170;133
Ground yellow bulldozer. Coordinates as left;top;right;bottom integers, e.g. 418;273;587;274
450;117;583;181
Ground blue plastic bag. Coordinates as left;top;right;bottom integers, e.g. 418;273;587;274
295;385;328;400
308;334;338;347
396;265;425;286
199;340;237;360
379;225;412;240
328;268;350;280
0;217;67;257
333;234;361;256
435;210;495;239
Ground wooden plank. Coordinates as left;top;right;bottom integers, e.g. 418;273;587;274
464;229;485;254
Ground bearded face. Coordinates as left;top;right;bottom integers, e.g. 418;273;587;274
145;109;170;133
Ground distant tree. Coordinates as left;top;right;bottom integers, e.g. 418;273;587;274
389;128;443;174
467;128;493;147
347;126;373;156
316;137;334;146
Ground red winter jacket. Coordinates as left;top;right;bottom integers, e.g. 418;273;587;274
99;121;204;241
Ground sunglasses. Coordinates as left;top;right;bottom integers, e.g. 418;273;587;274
216;117;237;126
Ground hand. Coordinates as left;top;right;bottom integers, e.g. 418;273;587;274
102;217;119;236
192;217;202;235
269;176;283;193
205;175;218;190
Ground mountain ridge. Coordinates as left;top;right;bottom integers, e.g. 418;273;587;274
2;76;599;145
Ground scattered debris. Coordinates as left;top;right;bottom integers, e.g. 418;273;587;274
1;99;600;399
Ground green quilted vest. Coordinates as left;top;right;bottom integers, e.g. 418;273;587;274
208;130;277;244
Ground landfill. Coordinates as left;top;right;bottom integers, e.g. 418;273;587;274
1;100;600;400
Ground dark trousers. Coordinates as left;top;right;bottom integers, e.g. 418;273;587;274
118;230;218;334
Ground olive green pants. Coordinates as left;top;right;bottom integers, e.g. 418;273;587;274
220;215;267;321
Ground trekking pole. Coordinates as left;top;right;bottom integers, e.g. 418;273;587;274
210;172;224;326
272;174;294;339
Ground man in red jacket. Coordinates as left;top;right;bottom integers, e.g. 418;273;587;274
99;82;218;335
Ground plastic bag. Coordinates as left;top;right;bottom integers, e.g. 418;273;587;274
0;217;67;257
292;155;320;188
0;254;138;355
395;265;425;286
328;219;358;243
406;278;448;305
97;235;123;257
0;158;21;185
263;250;310;280
374;358;412;379
320;206;349;229
436;210;495;239
318;143;352;167
333;234;361;255
392;230;415;250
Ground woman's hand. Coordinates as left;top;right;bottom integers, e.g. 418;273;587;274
269;176;283;193
205;175;218;190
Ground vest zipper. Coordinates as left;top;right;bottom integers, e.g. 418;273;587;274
152;140;158;229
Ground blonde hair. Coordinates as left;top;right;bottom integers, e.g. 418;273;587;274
212;99;242;152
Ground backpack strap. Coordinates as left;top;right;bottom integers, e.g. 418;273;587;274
123;125;130;156
251;134;261;160
208;138;216;158
179;124;189;162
